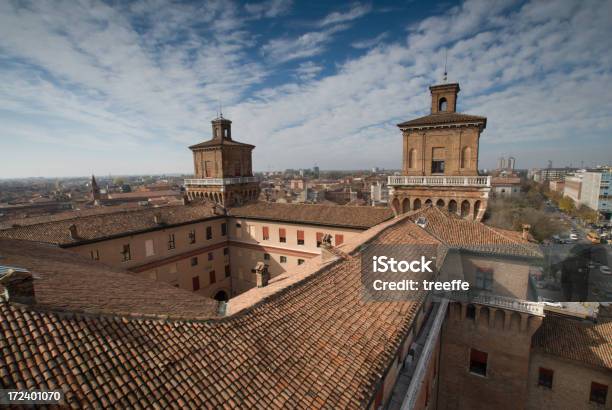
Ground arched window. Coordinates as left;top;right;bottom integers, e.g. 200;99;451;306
461;146;471;169
439;97;448;112
408;149;417;169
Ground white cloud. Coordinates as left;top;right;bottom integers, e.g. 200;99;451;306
351;32;389;49
245;0;293;18
1;0;611;177
318;3;372;27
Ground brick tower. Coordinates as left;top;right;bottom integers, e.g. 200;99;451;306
389;82;491;220
184;115;260;206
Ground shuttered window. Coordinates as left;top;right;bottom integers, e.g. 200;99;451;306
335;234;344;246
297;230;305;245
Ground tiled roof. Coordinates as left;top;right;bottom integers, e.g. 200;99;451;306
0;215;433;408
0;239;220;319
189;138;254;149
0;204;151;229
0;204;222;246
408;206;541;258
397;112;486;129
228;202;394;229
533;315;612;370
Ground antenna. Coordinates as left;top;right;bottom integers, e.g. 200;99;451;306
443;48;448;83
219;101;223;118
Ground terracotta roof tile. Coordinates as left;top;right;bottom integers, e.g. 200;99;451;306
0;239;220;319
533;315;612;370
0;215;429;408
0;204;221;246
408;206;541;258
397;112;486;129
228;202;394;229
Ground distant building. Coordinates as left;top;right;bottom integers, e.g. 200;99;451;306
549;180;565;193
533;168;575;182
370;181;389;205
564;168;612;217
491;176;521;197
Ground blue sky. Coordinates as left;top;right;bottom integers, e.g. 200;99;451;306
1;0;611;178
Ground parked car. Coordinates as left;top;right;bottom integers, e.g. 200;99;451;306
600;266;611;275
569;233;578;240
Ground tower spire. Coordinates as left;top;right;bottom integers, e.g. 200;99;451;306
443;48;448;83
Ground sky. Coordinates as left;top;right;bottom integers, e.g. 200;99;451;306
0;0;611;178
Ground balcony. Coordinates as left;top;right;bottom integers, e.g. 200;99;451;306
387;175;491;187
447;291;545;316
184;176;260;186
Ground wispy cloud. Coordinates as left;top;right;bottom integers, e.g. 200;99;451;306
245;0;293;18
0;0;611;177
351;32;389;49
318;3;372;27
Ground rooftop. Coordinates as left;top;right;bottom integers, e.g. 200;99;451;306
228;201;395;229
397;112;486;129
0;214;433;408
0;238;220;319
0;203;222;247
533;315;612;371
407;206;541;258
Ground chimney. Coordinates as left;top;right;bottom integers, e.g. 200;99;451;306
68;224;79;240
521;224;531;240
0;268;36;304
153;213;163;225
320;234;336;262
255;262;270;288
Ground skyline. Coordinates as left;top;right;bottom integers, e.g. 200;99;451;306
1;0;612;178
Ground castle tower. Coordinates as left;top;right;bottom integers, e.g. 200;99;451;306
389;82;491;220
184;115;260;206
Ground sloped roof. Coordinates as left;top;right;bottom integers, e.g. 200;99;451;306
533;315;612;370
228;202;394;229
397;112;486;129
0;239;220;319
407;206;541;258
0;204;222;246
189;138;254;149
0;215;435;408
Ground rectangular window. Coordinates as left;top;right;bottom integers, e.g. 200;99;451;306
432;160;445;174
469;348;488;376
264;253;270;261
206;226;212;240
298;259;305;265
90;249;100;260
209;270;216;285
475;268;493;291
191;257;198;266
188;229;196;244
223;247;229;256
225;264;231;277
208;252;213;261
221;223;227;236
262;226;270;240
297;230;305;245
168;234;176;250
279;228;286;243
236;222;242;228
121;244;131;262
335;234;344;246
590;382;608;405
145;239;155;257
538;368;553;389
316;232;323;247
192;276;200;291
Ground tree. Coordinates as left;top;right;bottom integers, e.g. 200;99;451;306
558;196;576;214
